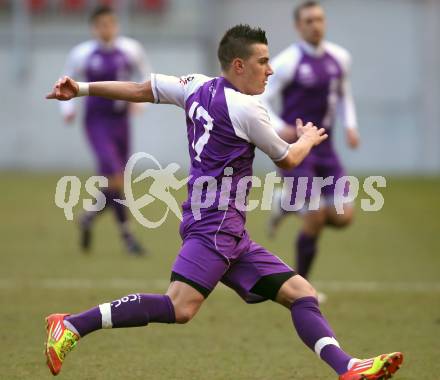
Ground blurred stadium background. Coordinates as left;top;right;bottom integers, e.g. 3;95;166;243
1;0;440;172
0;1;439;379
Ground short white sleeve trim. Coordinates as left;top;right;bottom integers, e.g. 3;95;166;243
225;88;290;162
324;41;358;130
60;40;97;117
116;36;152;81
150;73;211;109
64;40;97;79
324;41;351;74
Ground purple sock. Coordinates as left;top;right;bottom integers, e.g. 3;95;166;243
296;232;318;278
81;190;112;225
65;294;175;337
107;191;128;224
291;296;352;375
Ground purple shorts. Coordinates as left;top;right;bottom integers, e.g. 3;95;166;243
171;229;295;303
279;150;348;207
85;117;130;176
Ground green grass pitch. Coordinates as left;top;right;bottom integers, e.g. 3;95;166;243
1;173;439;379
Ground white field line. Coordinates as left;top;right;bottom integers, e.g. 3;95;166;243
0;278;439;292
313;281;440;293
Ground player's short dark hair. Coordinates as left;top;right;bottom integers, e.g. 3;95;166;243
89;5;114;24
217;24;268;70
294;1;321;22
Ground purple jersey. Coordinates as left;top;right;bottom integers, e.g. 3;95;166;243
83;45;134;118
262;41;357;205
61;37;150;121
151;74;290;237
262;41;357;155
151;73;295;300
60;37;150;175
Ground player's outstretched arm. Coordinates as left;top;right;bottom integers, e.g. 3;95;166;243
276;119;327;170
46;76;155;103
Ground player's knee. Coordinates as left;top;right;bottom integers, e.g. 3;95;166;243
303;211;326;235
166;281;205;324
174;306;197;324
276;276;318;308
170;298;201;324
298;281;318;299
108;174;124;192
338;213;353;227
329;207;354;228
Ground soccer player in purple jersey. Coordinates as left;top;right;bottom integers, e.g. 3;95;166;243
262;1;360;288
44;25;402;379
61;6;151;254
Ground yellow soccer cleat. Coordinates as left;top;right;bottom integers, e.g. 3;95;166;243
339;352;403;380
45;313;79;376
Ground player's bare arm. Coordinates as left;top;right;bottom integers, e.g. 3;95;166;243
276;118;327;170
46;75;154;103
346;128;360;149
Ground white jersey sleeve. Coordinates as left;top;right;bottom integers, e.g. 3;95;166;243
150;73;211;109
225;89;290;162
325;42;358;130
116;37;151;81
260;45;301;131
60;40;96;117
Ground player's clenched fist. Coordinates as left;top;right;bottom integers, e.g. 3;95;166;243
46;76;79;101
295;118;327;146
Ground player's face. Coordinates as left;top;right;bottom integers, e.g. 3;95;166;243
241;43;273;95
296;5;326;46
92;13;119;43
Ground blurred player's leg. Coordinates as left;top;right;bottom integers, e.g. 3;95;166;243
267;158;313;239
296;208;325;278
107;173;146;255
112;125;146;255
266;157;328;281
81;122;145;255
266;187;286;238
325;203;354;228
295;156;353;294
321;157;355;230
79;123;116;251
79;187;115;251
79;209;99;252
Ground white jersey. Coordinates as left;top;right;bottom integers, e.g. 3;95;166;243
261;40;358;133
61;36;151;117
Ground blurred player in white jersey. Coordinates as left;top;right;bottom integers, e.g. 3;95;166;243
61;5;151;255
262;1;360;288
